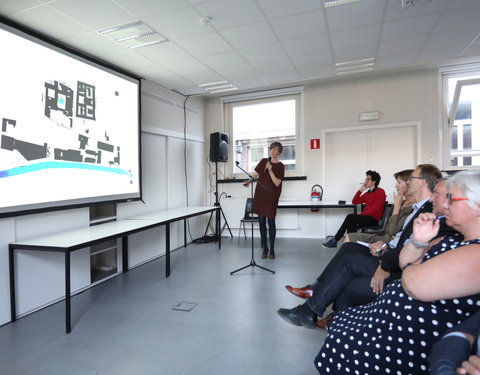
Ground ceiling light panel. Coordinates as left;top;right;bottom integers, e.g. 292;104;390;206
401;0;433;8
324;0;361;8
99;21;168;49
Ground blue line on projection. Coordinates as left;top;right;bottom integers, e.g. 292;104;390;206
0;161;128;178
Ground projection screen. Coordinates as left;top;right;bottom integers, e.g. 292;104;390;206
0;18;142;218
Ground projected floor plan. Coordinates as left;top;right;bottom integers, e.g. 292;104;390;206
1;79;123;172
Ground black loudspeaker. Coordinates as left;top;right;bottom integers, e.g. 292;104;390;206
209;132;228;162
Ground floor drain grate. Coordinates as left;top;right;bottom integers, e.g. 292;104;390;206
172;302;197;312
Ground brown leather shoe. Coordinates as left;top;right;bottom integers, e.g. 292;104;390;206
285;285;313;299
269;253;275;259
316;313;334;329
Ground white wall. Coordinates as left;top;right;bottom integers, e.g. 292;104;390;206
0;81;207;326
204;68;441;238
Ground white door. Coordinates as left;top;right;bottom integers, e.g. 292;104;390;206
323;122;418;236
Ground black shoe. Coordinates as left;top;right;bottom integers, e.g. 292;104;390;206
277;304;317;329
269;249;275;259
322;238;338;248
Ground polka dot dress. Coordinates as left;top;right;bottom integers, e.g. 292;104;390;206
315;234;480;375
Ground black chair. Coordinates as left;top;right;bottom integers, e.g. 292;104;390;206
360;201;393;234
238;198;259;243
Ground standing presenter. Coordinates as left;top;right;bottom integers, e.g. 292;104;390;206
243;142;285;259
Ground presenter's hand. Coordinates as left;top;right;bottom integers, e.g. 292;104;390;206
243;180;251;187
265;161;272;172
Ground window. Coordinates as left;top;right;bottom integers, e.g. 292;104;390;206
223;88;302;176
442;69;480;169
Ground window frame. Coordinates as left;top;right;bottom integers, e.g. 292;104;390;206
442;66;480;170
221;86;303;178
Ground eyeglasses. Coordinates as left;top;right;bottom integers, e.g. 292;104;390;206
408;176;425;181
446;193;468;205
365;177;372;181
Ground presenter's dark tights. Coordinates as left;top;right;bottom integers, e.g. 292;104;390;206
259;216;276;252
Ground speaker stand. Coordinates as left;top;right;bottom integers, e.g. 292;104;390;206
204;162;233;245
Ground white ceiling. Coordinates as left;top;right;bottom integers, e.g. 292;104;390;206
1;0;480;96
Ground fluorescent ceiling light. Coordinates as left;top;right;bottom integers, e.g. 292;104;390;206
204;84;235;91
99;21;169;49
199;81;236;93
128;39;168;49
335;58;374;67
99;21;145;35
209;87;238;94
401;0;433;8
336;67;373;75
114;31;156;42
198;81;228;87
336;63;374;72
324;0;361;8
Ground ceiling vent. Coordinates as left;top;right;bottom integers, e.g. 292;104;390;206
99;21;168;49
335;58;374;75
401;0;433;8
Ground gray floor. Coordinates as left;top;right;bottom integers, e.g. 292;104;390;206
0;236;336;375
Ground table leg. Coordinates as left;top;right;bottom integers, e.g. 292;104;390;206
9;245;16;322
184;218;187;247
122;236;128;273
166;223;170;277
65;251;71;334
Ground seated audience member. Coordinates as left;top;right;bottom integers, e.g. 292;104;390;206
322;170;386;248
314;169;480;375
278;165;443;329
429;310;480;375
346;169;414;244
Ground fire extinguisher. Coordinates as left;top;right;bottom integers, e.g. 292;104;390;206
311;184;323;212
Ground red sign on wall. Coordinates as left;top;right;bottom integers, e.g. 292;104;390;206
310;139;320;149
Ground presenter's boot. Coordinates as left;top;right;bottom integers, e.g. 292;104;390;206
269;249;275;259
261;244;269;259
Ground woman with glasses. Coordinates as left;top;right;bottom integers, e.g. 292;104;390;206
315;169;480;375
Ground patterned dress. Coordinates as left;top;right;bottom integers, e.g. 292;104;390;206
315;234;480;375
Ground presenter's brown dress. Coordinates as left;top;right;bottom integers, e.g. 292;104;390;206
252;158;285;218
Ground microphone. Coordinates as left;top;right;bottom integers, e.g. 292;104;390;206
265;156;271;172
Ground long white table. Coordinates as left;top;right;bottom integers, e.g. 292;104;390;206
278;200;358;214
9;206;218;333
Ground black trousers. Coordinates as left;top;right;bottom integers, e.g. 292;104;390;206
307;242;379;317
334;213;378;241
258;216;276;251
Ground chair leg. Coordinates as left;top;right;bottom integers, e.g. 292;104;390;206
238;222;242;244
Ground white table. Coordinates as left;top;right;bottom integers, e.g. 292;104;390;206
278;200;358;214
9;206;218;333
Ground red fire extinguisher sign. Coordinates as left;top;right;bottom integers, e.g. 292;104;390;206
310;139;320;149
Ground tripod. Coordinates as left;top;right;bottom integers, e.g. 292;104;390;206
204;162;233;245
230;162;275;275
